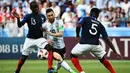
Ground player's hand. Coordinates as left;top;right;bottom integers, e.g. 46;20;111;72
47;32;53;36
12;11;20;18
75;37;80;43
115;53;123;60
46;31;52;36
47;39;53;45
40;27;47;32
40;27;51;36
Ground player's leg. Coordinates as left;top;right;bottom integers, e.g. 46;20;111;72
99;57;116;73
45;44;53;71
71;43;90;73
14;55;28;73
70;54;84;73
14;38;33;73
53;48;65;72
91;45;116;73
53;48;76;73
40;44;54;73
36;38;53;72
54;61;61;72
53;52;75;73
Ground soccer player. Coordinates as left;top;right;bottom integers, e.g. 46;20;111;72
13;1;51;73
70;8;123;73
41;8;76;73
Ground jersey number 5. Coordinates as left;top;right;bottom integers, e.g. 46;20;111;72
89;23;98;35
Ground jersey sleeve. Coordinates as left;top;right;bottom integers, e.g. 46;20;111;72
17;14;29;27
21;14;29;24
42;22;46;28
58;20;64;31
100;23;108;38
42;23;47;38
78;17;85;25
41;14;46;22
42;22;48;31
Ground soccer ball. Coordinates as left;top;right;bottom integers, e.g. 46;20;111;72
37;49;48;59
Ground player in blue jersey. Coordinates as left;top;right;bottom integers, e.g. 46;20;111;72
13;1;51;73
70;8;123;73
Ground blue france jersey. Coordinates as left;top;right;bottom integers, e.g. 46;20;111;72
78;17;108;45
21;13;46;39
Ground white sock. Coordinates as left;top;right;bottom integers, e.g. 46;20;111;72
60;60;74;73
80;71;85;73
55;62;61;71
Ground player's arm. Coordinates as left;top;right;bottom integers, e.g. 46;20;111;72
17;18;23;27
41;24;63;37
76;24;81;37
101;25;117;53
47;31;63;37
101;24;123;59
41;14;46;22
41;27;63;37
47;20;64;37
104;36;117;53
75;17;84;42
76;17;85;37
47;23;64;37
75;25;81;43
13;11;28;28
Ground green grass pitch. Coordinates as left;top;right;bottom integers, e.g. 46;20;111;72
0;60;130;73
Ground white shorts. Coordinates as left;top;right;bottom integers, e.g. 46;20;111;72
22;38;48;56
71;43;106;59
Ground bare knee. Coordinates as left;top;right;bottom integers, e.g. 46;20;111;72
53;52;63;62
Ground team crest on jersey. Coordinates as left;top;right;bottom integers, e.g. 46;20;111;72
56;24;58;27
31;18;36;25
41;17;44;23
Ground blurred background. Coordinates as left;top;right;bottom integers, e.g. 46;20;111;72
0;0;130;60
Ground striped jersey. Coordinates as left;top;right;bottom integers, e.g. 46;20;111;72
42;19;65;49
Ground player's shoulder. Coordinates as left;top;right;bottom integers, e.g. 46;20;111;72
89;17;101;24
24;13;30;17
81;16;87;19
55;18;63;23
39;13;46;17
79;16;88;22
23;13;31;19
26;13;33;15
81;16;92;23
86;16;92;21
95;20;104;28
55;18;61;21
42;20;48;27
96;19;103;26
42;20;48;24
57;19;63;22
82;16;91;21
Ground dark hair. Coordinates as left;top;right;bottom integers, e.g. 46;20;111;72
90;8;100;18
30;1;38;10
40;0;46;4
46;8;54;14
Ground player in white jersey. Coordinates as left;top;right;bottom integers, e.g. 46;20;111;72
41;8;76;73
43;19;65;49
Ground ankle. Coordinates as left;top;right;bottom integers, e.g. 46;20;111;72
80;71;85;73
14;70;19;73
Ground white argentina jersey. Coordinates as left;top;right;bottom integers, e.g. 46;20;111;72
42;19;65;49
